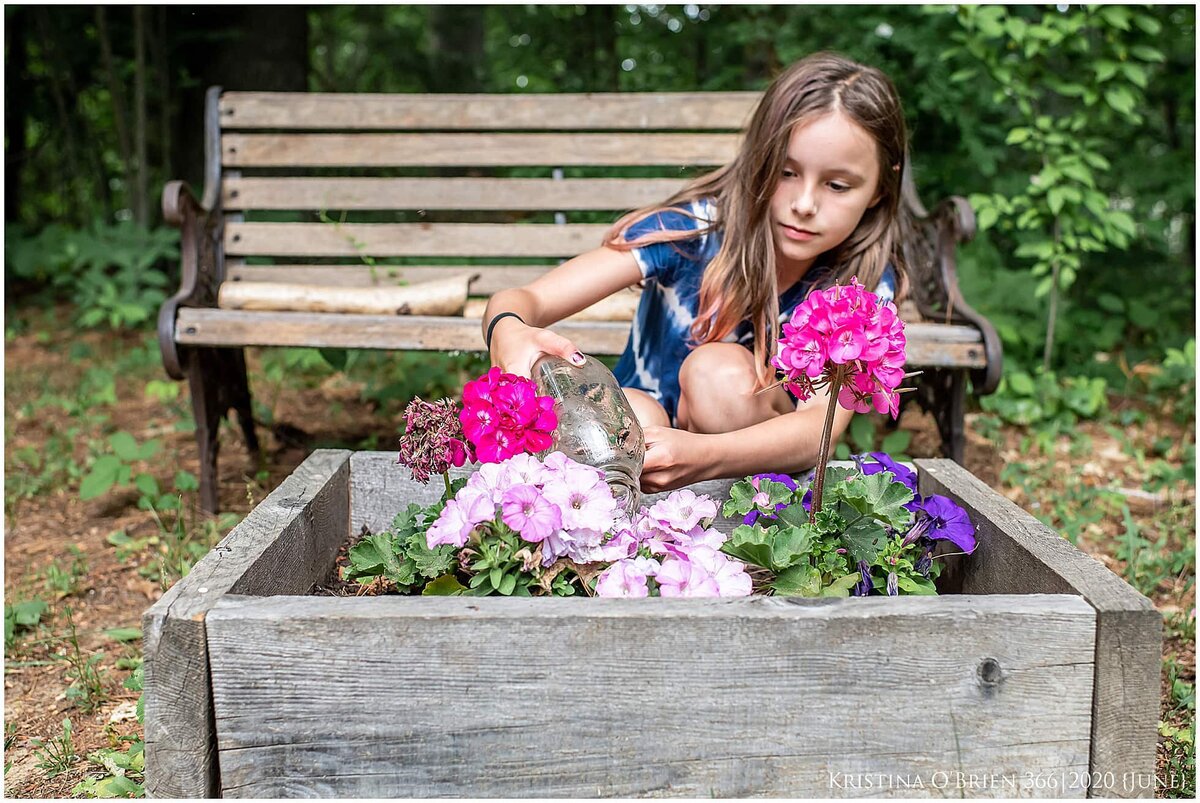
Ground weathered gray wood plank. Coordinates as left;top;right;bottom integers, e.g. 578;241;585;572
222;133;739;168
219;91;758;131
915;458;1161;799
222;176;688;211
175;309;987;367
207;593;1095;798
142;449;351;797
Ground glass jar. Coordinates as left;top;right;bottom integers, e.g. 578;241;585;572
531;354;645;517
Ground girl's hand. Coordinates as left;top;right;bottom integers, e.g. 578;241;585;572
640;426;718;494
489;317;586;378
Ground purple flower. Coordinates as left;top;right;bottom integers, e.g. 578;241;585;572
914;495;977;554
500;484;562;543
852;560;872;597
743;473;798;525
886;571;898;597
915;549;933;578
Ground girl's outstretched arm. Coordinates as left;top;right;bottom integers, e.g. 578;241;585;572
482;246;643;378
640;385;855;492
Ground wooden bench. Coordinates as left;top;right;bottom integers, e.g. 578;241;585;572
159;87;1002;513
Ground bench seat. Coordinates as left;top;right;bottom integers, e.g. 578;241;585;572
177;308;988;369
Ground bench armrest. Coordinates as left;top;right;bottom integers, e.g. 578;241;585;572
158;180;222;379
903;195;1003;396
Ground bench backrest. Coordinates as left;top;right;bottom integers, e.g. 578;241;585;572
214;91;759;299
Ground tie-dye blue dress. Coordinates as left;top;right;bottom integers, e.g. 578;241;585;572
611;199;896;425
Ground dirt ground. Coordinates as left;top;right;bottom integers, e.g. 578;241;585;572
3;323;1195;797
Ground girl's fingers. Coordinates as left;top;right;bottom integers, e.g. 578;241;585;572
534;330;586;366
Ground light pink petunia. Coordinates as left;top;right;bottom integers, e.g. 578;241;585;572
595;558;654;598
654;557;720;598
500;483;562;543
426;499;476;549
647;489;718;534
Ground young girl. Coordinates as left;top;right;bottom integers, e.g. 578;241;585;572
482;51;910;494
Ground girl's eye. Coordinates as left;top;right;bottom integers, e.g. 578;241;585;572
828;182;851;193
781;169;797;178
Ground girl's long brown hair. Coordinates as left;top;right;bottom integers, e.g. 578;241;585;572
603;52;911;392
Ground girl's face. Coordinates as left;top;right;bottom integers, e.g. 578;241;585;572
770;110;883;281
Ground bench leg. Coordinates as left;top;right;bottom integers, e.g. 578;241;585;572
186;347;260;514
933;370;966;464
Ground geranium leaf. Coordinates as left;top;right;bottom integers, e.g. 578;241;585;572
422;574;466;595
841;517;888;563
771;563;822;597
720;524;775;569
837;472;914;529
768;525;814;572
722;479;759;517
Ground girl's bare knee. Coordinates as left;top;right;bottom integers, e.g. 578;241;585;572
622;387;670;429
677;343;761;432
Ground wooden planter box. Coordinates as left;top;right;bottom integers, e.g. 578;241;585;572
143;451;1161;798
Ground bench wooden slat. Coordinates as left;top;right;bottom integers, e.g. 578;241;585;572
222;177;689;211
175;309;987;367
219;91;759;131
225;222;611;258
228;265;555;295
222;133;740;168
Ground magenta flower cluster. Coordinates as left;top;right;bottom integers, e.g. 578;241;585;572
426;451;621;566
594;489;752;599
772;277;907;417
459;367;558;464
397;397;473;484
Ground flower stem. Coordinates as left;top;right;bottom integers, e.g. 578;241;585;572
810;367;845;523
442;472;453;501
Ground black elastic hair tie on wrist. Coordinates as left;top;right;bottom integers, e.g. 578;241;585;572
485;312;524;351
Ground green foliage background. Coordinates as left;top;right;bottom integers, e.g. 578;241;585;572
4;4;1195;381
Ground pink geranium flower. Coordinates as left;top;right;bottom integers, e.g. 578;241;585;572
500;483;562;543
460;367;558;463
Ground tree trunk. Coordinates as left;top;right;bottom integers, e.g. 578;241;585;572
95;7;134;201
5;7;29;223
33;8;87;224
134;5;149;225
150;6;172;197
168;6;310;194
427;6;485;92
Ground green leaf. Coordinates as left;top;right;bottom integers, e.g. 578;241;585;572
80;456;123;500
769;525;814;572
174;470;199;493
498;573;517;596
1004;127;1031;145
975;205;999;231
880;429;911;455
837;472;915;529
1130;44;1165;63
133;474;159;499
821;572;863;598
422;574;467;595
137;439;161;461
405;531;456;579
1094;60;1120;82
1104;86;1136;116
104;627;142;643
840;517;889;563
489;566;503;590
109;431;140;461
318;348;349;371
1098;5;1131;30
1133;14;1162;35
772;563;822;597
721;524;776;569
1120;62;1148;89
344;533;416;588
722;479;759;518
10;599;48;628
1047;187;1066;216
897;575;939;596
